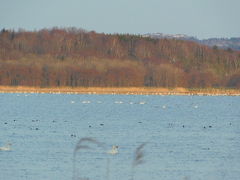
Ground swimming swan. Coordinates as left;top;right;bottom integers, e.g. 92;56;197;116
107;145;118;155
0;143;12;151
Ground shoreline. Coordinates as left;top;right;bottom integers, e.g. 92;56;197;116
0;86;240;96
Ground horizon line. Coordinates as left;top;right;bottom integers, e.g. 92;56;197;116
1;26;239;40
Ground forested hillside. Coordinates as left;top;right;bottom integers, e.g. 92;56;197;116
144;33;240;51
0;28;240;88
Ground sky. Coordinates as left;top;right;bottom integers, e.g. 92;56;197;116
0;0;239;39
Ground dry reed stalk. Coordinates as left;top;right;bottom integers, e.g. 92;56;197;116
72;137;105;180
131;143;147;180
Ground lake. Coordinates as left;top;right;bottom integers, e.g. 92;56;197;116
0;93;239;180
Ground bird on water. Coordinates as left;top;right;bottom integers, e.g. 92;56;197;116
0;143;12;151
107;145;118;155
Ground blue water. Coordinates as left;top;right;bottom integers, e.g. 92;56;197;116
0;93;240;180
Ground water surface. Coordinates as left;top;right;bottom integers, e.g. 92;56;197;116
0;93;239;180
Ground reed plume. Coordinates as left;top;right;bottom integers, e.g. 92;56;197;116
72;137;105;180
131;143;147;180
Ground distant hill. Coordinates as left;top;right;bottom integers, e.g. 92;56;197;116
143;33;240;50
143;33;198;41
200;38;240;51
0;28;240;88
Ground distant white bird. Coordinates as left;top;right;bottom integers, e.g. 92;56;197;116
107;145;118;155
114;101;123;104
0;143;12;151
82;101;91;104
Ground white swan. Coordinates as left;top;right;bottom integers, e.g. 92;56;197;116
114;101;123;104
107;145;118;155
82;101;91;104
0;143;12;151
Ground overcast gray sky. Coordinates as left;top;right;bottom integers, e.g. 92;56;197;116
0;0;239;39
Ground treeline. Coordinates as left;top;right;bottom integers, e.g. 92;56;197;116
0;28;240;88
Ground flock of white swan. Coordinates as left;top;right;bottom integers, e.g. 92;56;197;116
70;100;200;110
70;100;148;105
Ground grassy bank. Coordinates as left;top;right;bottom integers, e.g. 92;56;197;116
0;86;240;96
